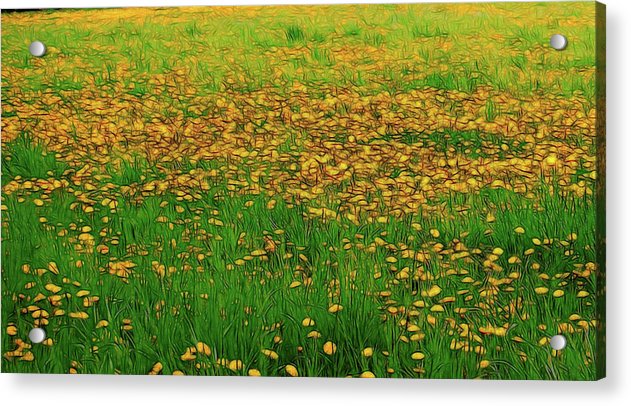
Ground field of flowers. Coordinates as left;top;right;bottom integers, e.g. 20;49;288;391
1;3;605;379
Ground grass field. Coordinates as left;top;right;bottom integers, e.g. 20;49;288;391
1;3;605;379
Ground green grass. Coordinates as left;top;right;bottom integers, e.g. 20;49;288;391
285;25;306;45
1;150;598;379
1;4;597;99
1;134;69;181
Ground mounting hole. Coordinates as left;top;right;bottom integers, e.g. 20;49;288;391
549;34;568;51
28;327;46;344
29;41;47;57
550;334;567;350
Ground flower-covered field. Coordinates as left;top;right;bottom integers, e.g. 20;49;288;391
1;3;605;379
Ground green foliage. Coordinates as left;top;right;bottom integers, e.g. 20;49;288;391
1;134;68;180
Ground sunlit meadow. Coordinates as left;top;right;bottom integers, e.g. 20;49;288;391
1;3;605;379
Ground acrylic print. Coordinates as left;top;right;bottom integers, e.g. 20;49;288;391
1;2;605;379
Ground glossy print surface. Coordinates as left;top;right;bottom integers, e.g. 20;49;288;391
1;2;605;379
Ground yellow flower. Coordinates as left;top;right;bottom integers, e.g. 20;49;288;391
228;360;243;371
285;364;298;377
196;342;211;356
422;285;442;298
180;347;196;361
553;290;565;298
328;304;343;313
323;341;337;355
148;362;163;375
261;349;279;360
430;304;445;312
411;352;425;360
